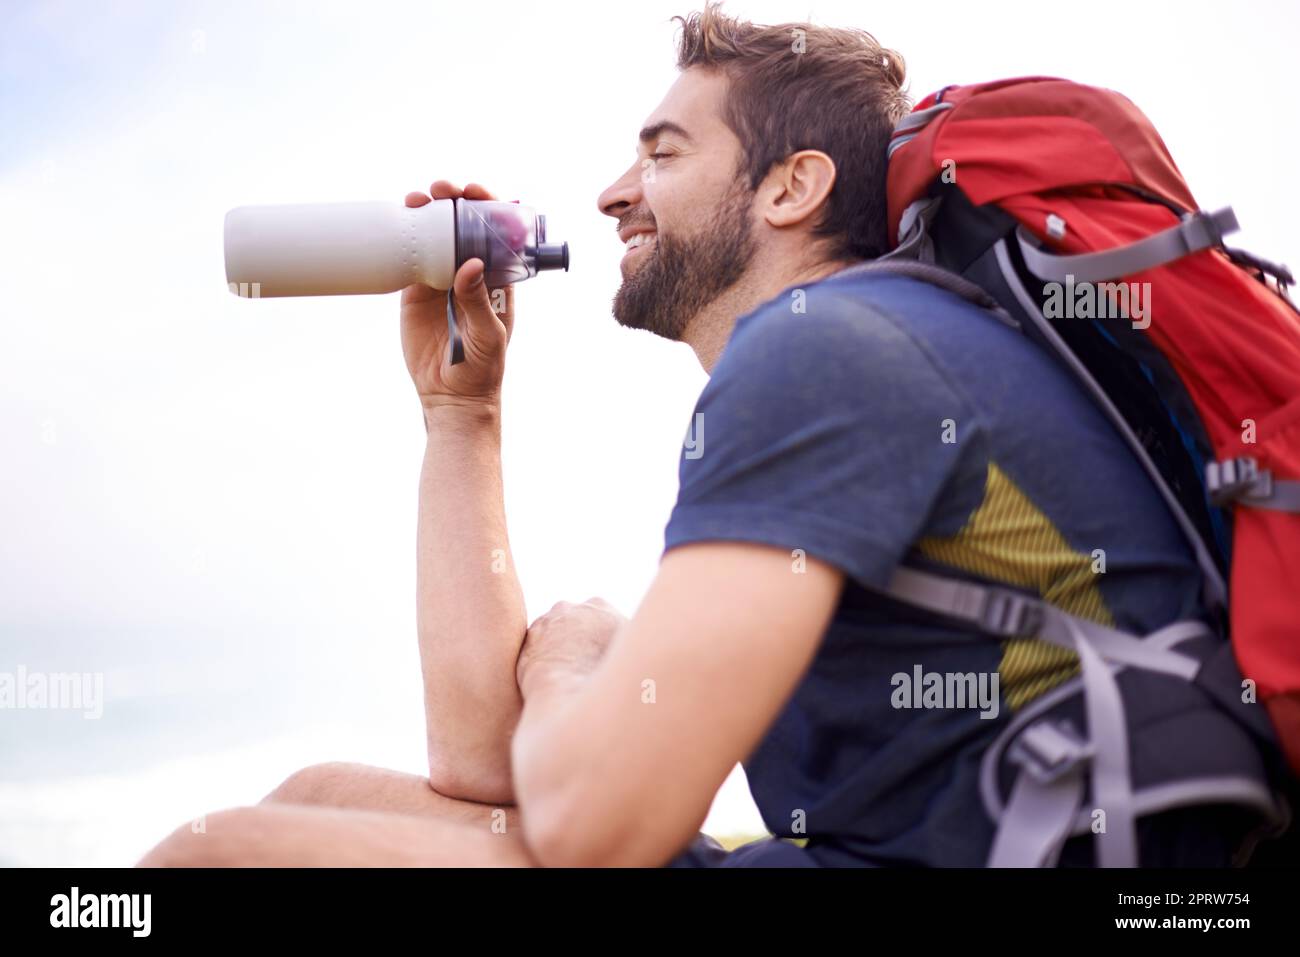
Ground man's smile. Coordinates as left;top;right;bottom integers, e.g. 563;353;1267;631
621;231;657;267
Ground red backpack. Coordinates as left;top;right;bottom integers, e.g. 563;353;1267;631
879;76;1300;865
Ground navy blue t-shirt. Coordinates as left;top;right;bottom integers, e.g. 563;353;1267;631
662;270;1207;867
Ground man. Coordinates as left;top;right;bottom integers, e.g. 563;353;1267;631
140;5;1260;867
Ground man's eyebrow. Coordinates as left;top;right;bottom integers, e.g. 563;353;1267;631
638;120;694;145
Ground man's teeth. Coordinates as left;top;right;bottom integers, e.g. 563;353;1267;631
625;232;656;249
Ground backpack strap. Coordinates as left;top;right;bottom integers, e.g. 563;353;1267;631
981;669;1284;868
886;566;1204;678
882;566;1159;865
1015;203;1296;291
878;564;1287;865
888;102;954;159
1015;207;1240;284
987;719;1090;867
1206;456;1300;513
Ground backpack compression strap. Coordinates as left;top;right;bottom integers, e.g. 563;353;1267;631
1206;456;1300;513
1015;208;1240;284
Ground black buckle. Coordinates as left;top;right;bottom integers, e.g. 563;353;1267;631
1206;457;1273;507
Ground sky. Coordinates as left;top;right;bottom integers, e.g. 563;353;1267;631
1;0;1296;866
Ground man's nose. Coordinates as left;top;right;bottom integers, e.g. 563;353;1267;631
597;162;644;220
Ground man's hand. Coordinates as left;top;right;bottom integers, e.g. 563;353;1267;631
516;598;628;699
401;180;516;412
510;544;845;867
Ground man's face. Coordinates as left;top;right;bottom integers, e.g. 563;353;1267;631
597;68;758;341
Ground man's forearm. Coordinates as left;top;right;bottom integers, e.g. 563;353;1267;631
417;400;526;803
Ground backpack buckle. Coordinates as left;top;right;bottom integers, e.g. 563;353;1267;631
1008;720;1094;785
979;587;1045;638
1206;456;1274;507
1180;207;1238;252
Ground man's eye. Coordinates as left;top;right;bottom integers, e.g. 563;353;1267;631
648;152;673;160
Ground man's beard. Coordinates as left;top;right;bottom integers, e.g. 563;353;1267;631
612;183;758;341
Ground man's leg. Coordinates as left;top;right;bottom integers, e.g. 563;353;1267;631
138;762;530;867
260;762;521;831
137;802;536;867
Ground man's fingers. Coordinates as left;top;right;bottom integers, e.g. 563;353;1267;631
463;182;497;201
429;180;463;200
416;181;497;204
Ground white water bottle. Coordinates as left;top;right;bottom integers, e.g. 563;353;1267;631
223;197;569;361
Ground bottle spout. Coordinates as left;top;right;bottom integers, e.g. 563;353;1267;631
535;241;569;273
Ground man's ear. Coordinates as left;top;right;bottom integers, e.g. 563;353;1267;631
759;150;838;229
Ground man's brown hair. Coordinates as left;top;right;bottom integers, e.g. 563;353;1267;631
674;3;911;261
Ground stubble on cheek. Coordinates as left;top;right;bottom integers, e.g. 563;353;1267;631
611;185;756;342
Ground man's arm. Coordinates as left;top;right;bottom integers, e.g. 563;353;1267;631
417;401;525;803
511;541;844;867
400;180;525;804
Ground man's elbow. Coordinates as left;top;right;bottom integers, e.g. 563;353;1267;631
518;777;673;868
511;725;671;867
511;755;608;867
523;801;625;868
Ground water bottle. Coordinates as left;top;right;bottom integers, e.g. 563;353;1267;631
223;198;569;362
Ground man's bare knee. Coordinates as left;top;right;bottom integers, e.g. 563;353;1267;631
137;807;250;867
262;762;363;806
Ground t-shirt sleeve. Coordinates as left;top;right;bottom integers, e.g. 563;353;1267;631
663;287;990;589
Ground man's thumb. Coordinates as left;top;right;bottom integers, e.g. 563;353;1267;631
451;259;502;347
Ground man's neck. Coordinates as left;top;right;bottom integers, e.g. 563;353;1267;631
683;254;863;373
